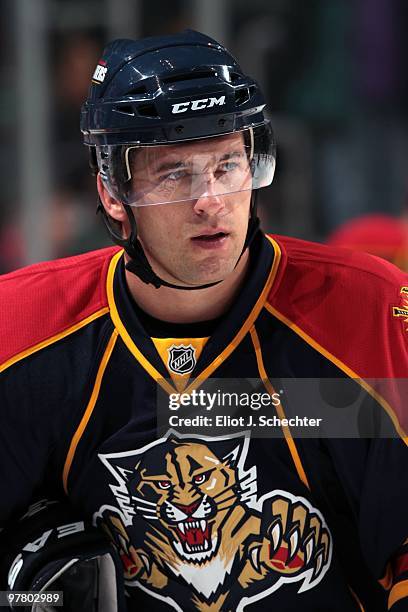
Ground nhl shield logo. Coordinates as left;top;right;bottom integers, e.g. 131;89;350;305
168;344;196;374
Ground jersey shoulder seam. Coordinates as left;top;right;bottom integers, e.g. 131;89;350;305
0;306;110;374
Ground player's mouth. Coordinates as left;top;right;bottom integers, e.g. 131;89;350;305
190;230;229;249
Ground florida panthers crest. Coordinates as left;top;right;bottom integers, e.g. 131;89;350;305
95;431;332;610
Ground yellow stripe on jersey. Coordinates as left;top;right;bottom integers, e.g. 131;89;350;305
0;307;110;374
250;325;311;490
106;250;176;395
349;587;365;611
63;329;118;492
263;301;408;445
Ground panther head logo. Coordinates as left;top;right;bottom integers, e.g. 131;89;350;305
96;431;332;609
98;432;254;565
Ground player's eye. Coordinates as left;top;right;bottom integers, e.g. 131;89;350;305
161;169;188;182
157;480;172;489
219;161;239;173
193;471;210;485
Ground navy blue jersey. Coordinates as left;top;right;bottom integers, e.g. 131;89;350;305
1;233;407;610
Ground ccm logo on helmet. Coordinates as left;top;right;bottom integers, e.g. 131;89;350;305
171;96;226;114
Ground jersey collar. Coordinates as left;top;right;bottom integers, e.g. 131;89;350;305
106;233;282;393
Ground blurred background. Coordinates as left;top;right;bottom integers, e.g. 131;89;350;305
1;0;408;273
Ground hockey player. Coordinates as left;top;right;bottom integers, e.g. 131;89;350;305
0;31;407;611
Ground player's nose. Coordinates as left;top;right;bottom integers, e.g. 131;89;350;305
192;181;226;217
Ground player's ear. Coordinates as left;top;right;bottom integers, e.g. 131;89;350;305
97;173;127;223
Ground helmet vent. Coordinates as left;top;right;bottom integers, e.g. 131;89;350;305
230;72;243;83
115;104;135;116
137;103;159;118
162;70;216;84
126;85;148;97
235;87;250;106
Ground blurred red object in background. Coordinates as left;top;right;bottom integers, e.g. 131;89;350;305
327;214;408;271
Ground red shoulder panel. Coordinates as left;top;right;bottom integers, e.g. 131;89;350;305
0;246;120;365
267;235;408;428
268;235;407;377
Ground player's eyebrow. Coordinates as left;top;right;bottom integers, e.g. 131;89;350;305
154;150;245;174
154;160;187;174
219;150;245;161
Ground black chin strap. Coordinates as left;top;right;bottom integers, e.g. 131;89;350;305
98;191;260;290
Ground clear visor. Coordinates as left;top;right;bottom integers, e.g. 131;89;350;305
100;123;276;207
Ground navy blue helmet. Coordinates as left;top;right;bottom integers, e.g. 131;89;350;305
81;30;269;146
81;30;276;289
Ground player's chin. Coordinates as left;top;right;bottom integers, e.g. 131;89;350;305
189;255;238;285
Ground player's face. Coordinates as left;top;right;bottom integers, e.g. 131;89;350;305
130;133;252;286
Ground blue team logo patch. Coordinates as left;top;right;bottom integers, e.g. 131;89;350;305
167;344;196;374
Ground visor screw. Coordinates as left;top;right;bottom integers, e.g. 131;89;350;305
175;125;184;133
218;118;226;126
